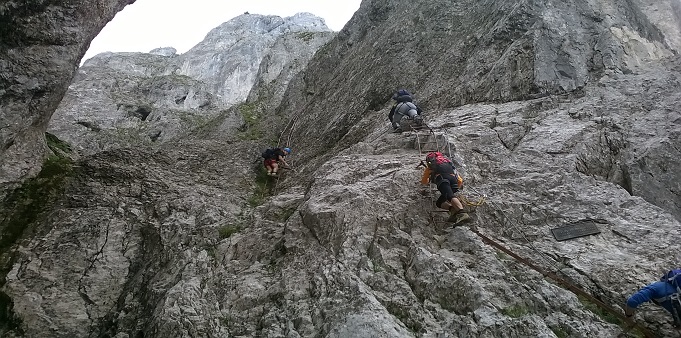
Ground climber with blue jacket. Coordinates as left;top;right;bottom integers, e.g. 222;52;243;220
389;89;423;133
625;269;681;328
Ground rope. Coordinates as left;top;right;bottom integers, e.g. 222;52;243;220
469;181;656;335
469;226;657;338
407;121;655;337
480;192;653;324
459;194;486;207
269;109;657;336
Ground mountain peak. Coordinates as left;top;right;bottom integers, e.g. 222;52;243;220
206;12;330;38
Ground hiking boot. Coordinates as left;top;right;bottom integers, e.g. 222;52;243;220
446;208;460;222
454;212;471;224
446;207;471;224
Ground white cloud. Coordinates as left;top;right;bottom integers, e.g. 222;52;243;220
83;0;362;62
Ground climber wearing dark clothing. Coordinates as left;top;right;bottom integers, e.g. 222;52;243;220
389;89;423;133
432;168;459;207
625;270;681;328
262;147;291;177
420;152;470;224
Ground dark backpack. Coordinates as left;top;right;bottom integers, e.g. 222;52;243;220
660;269;681;324
661;269;681;286
427;155;463;189
261;148;276;159
398;89;410;96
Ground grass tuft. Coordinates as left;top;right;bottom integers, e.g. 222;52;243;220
247;167;273;207
578;296;621;326
218;225;240;239
501;305;529;318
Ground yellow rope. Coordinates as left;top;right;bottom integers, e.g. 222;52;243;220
459;193;486;207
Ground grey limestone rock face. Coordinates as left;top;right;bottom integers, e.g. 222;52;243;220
48;52;222;155
47;13;333;155
149;47;177;57
279;0;681;163
247;30;336;112
177;13;332;106
0;0;136;193
2;0;681;338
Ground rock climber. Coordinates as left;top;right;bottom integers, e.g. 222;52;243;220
625;269;681;328
389;89;423;133
420;151;470;224
262;147;291;177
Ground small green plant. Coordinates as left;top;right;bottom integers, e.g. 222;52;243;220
41;155;74;178
501;305;529;318
276;207;296;222
578;296;621;325
238;127;262;141
247;168;273;207
495;250;509;260
550;326;568;338
218;225;240;239
0;152;74;273
385;302;423;334
221;315;231;327
205;245;217;259
296;31;316;41
109;125;153;146
268;291;285;307
247;193;265;207
176;110;208;125
239;102;258;124
186;109;232;138
372;263;383;273
45;132;71;153
237;101;263;140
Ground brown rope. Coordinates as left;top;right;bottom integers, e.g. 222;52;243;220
468;227;657;338
412;124;656;337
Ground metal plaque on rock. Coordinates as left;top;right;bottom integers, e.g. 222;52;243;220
551;220;601;241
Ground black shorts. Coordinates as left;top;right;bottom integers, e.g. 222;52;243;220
435;179;459;208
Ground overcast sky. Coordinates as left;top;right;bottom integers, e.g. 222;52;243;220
83;0;362;62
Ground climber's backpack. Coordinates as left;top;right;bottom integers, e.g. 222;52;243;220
658;269;681;323
426;154;464;189
660;269;681;288
261;148;276;159
397;89;411;97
